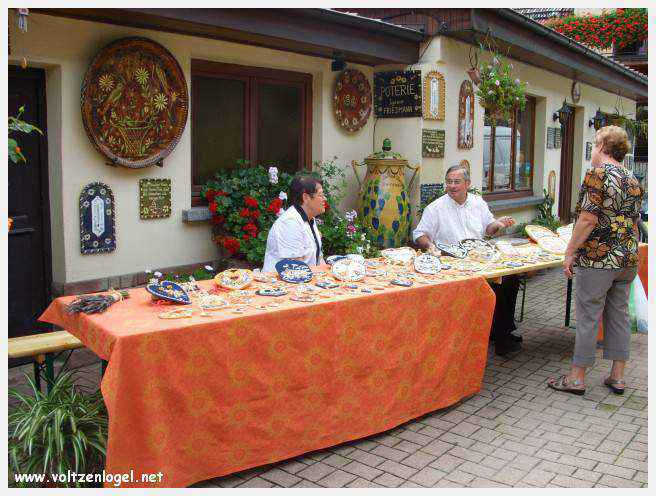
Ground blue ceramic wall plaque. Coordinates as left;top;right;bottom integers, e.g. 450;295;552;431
80;182;116;254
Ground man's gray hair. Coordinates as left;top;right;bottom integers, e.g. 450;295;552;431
445;164;470;182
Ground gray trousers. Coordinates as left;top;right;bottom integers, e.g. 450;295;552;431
573;265;637;368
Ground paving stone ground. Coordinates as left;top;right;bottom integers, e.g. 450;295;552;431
8;267;648;488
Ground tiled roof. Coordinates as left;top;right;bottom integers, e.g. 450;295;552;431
513;8;573;22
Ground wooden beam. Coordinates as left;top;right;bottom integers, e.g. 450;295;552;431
33;8;421;66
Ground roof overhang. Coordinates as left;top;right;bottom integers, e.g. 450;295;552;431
443;8;647;101
32;8;424;66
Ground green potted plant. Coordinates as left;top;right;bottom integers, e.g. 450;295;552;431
470;51;527;122
8;371;108;487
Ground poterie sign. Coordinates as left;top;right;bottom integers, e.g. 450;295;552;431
374;70;422;118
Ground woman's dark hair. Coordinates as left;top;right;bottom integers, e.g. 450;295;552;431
289;174;323;206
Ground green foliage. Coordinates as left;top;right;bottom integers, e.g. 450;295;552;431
8;105;43;164
202;158;379;265
161;266;215;283
524;189;562;235
473;50;527;121
8;371;107;487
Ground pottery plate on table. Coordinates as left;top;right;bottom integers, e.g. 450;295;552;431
556;223;574;243
325;255;347;266
494;240;519;257
146;280;191;304
414;253;442;274
332;258;366;282
525;224;556;242
275;259;314;283
256;287;289;297
461;238;500;262
381;247;416;265
435;242;468;259
537;236;567;255
214;269;253;290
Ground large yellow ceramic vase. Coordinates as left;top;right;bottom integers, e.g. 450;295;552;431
352;140;420;248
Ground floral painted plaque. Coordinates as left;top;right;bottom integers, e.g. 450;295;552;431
422;129;445;158
423;71;445;120
585;141;592;160
80;182;116;254
333;69;372;133
458;80;474;149
139;178;172;219
81;37;188;168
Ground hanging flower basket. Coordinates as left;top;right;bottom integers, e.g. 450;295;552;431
472;52;527;120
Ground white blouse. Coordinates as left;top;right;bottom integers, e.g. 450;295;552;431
412;193;496;245
262;206;323;273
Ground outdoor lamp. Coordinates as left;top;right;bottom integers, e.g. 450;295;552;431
552;101;571;126
331;52;346;72
588;109;605;130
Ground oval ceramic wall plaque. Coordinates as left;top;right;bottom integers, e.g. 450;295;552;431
334;68;372;133
81;37;189;168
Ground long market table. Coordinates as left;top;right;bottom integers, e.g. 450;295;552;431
40;267;498;487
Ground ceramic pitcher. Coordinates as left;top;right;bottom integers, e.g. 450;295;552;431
351;139;420;248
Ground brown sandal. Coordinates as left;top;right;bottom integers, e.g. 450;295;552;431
604;377;625;395
547;375;586;396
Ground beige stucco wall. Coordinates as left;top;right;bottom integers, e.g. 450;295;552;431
9;13;638;284
9;13;375;283
372;36;636;227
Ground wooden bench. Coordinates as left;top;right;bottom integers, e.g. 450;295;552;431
9;331;84;392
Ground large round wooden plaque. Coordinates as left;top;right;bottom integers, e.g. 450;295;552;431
334;69;372;133
81;37;188;168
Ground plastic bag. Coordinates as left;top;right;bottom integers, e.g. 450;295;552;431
630;275;648;334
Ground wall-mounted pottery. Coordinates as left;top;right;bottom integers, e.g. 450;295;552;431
79;182;116;254
457;80;474;149
81;37;188;168
374;70;422;118
422;129;445;158
423;71;445;120
146;280;191;304
585;141;592;161
334;68;372;133
139;178;171;219
547;170;557;200
420;183;444;207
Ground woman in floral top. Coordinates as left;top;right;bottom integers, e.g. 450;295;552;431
549;126;643;396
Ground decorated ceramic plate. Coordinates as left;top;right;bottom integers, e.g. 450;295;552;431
214;269;253;290
381;247;416;265
537;236;567;255
275;259;314;283
146;280;191;304
461;238;500;262
494;240;519;257
256;287;289;297
346;254;365;264
315;280;339;289
435;242;468;259
326;255;347;266
525;225;556;242
333;68;372;133
332;258;366;282
414;253;442;274
556;223;574;243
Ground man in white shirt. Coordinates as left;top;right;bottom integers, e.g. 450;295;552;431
413;164;521;356
262;174;325;273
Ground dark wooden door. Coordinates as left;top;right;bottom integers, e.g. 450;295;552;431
557;107;576;222
8;66;52;346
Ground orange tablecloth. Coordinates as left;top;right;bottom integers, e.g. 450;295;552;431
40;276;495;487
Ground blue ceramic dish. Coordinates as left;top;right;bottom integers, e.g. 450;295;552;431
325;255;347;266
146;280;191;304
275;259;314;283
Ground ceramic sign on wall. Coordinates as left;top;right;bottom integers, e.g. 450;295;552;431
333;69;372;133
457;80;474;149
554;127;562;149
140;178;172;219
374;70;422;118
585;141;592;161
420;183;443;207
81;37;189;168
546;127;556;149
547;170;557;200
423;71;445;120
80;182;116;254
422;129;445;158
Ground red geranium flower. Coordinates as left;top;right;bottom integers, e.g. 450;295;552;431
222;236;241;254
209;202;218;214
216;190;228;197
267;198;283;214
323;199;330;211
250;210;260;220
244;196;259;208
212;215;225;225
205;189;217;202
239;208;250;218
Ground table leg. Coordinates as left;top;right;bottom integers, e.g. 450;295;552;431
44;353;55;394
